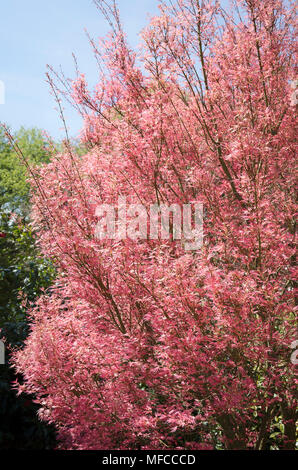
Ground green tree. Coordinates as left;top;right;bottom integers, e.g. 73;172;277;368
0;212;56;327
0;126;56;449
0;127;50;213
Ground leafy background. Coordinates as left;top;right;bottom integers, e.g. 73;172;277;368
0;127;57;449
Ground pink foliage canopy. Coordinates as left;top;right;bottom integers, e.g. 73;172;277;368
12;0;297;450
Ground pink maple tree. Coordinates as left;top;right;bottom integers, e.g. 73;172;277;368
12;0;297;450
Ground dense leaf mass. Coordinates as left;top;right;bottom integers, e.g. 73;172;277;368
12;0;297;450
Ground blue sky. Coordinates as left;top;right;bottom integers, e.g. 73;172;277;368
0;0;161;140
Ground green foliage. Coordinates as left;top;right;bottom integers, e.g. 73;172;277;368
0;126;57;449
0;212;56;326
0;213;57;449
0;127;50;212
